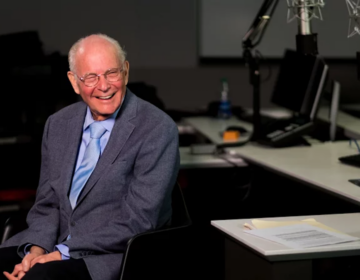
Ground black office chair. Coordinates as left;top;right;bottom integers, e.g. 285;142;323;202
1;211;28;244
1;184;192;280
119;183;192;280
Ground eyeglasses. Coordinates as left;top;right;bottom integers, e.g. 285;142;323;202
76;67;124;87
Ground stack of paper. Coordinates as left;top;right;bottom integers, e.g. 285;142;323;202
244;218;342;233
243;219;359;249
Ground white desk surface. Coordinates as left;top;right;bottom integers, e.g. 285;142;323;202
227;141;360;205
183;115;360;202
179;147;247;169
318;107;360;139
184;117;252;145
257;106;360;139
255;107;360;139
184;107;360;144
212;213;360;262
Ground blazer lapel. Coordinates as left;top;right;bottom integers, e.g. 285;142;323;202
60;105;87;214
75;90;137;209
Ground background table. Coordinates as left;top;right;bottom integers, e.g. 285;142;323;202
212;213;360;280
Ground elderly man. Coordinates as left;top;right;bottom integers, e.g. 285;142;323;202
0;34;179;280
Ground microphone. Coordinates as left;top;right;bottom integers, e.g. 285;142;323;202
286;0;325;55
346;0;360;38
345;1;360;80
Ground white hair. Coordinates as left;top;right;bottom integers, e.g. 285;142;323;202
68;33;127;72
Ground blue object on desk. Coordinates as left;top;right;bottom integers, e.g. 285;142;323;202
218;78;232;119
218;100;232;119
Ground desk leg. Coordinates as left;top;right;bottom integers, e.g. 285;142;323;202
224;238;312;280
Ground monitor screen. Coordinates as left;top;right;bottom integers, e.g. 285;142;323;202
271;49;327;118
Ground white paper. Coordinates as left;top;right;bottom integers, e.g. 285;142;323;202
244;224;359;249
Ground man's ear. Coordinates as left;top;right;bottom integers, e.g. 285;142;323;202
123;61;130;86
67;71;80;95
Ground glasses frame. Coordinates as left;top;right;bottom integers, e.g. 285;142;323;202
75;66;124;87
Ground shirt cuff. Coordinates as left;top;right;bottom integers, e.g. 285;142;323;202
24;244;32;255
24;244;49;255
55;244;70;260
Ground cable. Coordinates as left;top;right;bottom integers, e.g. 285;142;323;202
213;148;252;203
254;49;273;83
216;139;250;149
214;149;242;168
349;139;360;153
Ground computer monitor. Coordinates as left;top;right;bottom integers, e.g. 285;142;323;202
329;80;341;141
271;49;328;120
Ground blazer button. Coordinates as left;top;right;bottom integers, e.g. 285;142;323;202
71;222;75;227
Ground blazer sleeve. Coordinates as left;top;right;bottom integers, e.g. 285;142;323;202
17;116;61;255
63;118;180;258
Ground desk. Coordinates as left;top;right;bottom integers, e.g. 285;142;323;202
184;107;360;144
184;113;360;201
211;213;360;280
249;106;360;140
184;117;252;146
183;115;360;279
179;147;247;169
318;107;360;139
227;141;360;205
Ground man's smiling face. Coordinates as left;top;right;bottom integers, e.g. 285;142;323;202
68;37;129;121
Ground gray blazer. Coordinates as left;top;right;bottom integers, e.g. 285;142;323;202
2;89;180;280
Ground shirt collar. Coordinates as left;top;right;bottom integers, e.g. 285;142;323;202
83;93;126;132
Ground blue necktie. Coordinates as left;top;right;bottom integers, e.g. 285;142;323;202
69;122;106;209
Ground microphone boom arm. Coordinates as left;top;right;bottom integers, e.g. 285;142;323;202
242;0;279;141
242;0;279;50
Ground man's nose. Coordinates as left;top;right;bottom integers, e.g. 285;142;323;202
97;75;110;91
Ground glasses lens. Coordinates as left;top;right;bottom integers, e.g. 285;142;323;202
84;74;98;87
106;69;121;82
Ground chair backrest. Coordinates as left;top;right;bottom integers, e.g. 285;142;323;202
119;183;192;280
1;211;28;244
169;182;191;228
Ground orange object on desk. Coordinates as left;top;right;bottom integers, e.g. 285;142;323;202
223;130;240;141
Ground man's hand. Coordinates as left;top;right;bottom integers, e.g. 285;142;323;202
3;245;46;280
3;264;26;280
30;251;61;267
24;246;46;271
